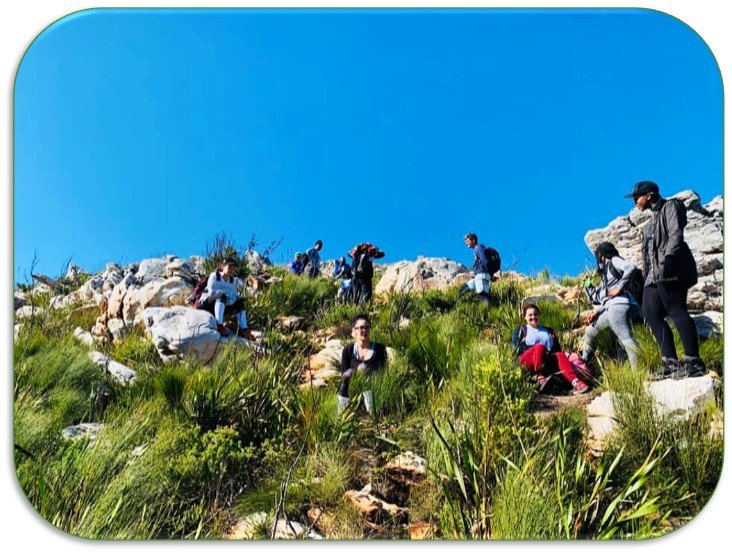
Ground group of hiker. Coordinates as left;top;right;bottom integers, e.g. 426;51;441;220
288;240;386;304
192;179;707;409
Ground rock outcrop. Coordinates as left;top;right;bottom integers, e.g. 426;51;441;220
375;257;472;296
142;306;223;364
586;375;719;454
584;190;723;332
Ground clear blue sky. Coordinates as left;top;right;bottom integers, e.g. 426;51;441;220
14;8;722;282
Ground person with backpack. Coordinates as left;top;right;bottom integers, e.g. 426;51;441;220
337;313;388;415
580;242;642;369
626;181;705;379
333;256;353;300
303;240;323;278
195;257;254;340
511;303;591;395
348;243;385;304
460;233;500;303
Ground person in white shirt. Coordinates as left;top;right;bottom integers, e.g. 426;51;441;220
196;257;253;340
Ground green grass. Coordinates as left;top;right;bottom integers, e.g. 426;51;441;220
13;256;723;540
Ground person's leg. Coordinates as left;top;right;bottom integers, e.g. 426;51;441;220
581;310;610;361
642;285;677;359
658;282;700;358
551;352;580;384
214;300;225;325
607;304;640;369
338;368;355;413
363;278;373;303
518;345;547;373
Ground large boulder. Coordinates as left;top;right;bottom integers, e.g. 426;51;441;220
375;257;471;296
142;306;222;364
245;250;271;273
586;375;719;453
121;277;193;327
584;191;723;328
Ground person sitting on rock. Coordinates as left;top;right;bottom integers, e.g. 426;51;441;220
333;256;353;300
460;233;500;303
196;257;255;340
581;242;642;370
337;313;388;415
303;240;324;278
288;252;305;275
511;303;590;395
348;243;385;304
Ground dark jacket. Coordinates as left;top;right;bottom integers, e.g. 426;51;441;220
510;325;561;356
340;342;388;373
642;198;698;287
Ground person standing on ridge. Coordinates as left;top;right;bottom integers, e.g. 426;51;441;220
460;233;500;303
625;180;705;379
348;243;385;304
303;240;323;278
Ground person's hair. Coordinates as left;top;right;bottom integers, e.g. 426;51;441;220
351;313;371;327
522;303;540;316
464;232;478;243
594;242;620;267
220;257;237;269
314;239;323;248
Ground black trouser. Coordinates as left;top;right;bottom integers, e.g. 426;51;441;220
197;297;245;321
351;275;373;304
642;283;699;359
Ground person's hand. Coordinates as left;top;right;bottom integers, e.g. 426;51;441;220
607;288;621;298
584;311;599;325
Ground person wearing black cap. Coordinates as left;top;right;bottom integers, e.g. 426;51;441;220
625;181;705;379
196;257;254;340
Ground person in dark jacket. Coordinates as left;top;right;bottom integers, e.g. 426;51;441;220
626;181;705;379
460;233;498;303
337;313;388;414
303;240;323;278
348;243;385;304
511;304;590;395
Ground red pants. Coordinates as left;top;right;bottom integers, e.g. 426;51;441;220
517;344;579;384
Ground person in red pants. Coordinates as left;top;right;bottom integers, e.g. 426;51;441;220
511;303;590;395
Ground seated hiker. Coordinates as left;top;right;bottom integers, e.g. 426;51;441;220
581;242;642;369
348;243;385;304
460;233;500;303
511;303;590;395
333;256;353;300
337;313;388;415
303;239;324;278
288;252;305;275
196;257;255;340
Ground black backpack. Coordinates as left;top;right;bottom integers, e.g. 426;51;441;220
606;261;644;305
481;246;501;276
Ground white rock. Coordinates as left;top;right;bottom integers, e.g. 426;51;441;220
89;351;138;385
15;305;44;320
142;306;222;364
136;256;178;284
62;423;104;443
73;327;95;347
587;375;719;446
226;512;322;540
375;256;470;296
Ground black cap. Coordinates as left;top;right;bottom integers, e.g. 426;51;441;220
223;256;237;266
624;180;659;199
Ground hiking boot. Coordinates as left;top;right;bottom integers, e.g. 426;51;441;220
571;378;590;395
680;356;706;378
236;327;257;341
217;324;232;337
477;292;490;303
649;357;680;381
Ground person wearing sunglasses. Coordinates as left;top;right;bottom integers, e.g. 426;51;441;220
337;313;388;414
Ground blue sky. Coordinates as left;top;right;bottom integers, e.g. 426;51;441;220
14;8;722;281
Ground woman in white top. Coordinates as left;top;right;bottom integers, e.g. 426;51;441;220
196;257;253;339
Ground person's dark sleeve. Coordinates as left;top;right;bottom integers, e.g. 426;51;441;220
373;249;385;259
510;327;520;349
549;328;562;353
341;346;351;373
376;343;388;370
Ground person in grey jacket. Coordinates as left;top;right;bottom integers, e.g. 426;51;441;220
625;180;705;378
581;242;642;369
